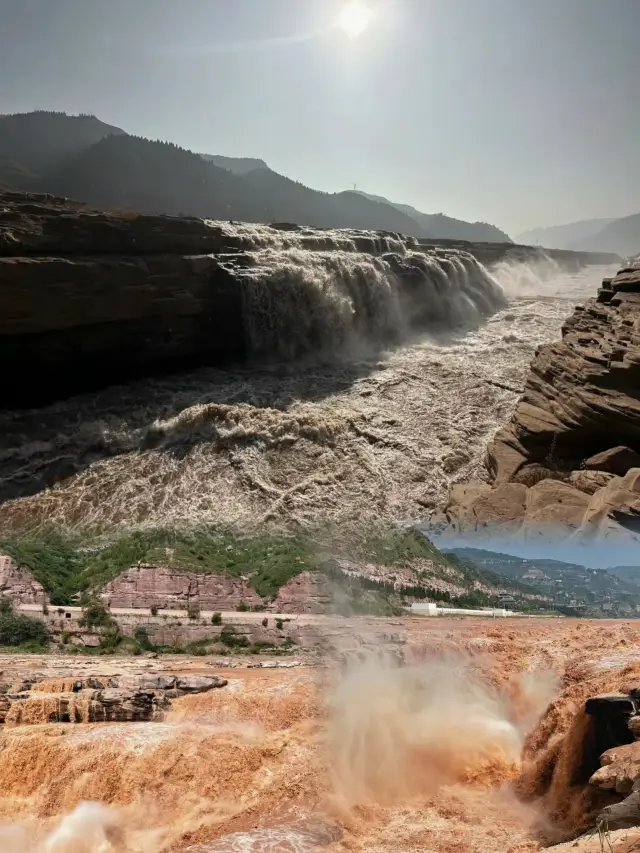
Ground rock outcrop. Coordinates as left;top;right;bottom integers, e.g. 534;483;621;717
100;564;335;613
0;554;48;605
436;266;640;545
1;673;227;726
99;564;264;611
274;572;333;614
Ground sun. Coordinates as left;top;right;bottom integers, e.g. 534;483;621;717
338;0;374;39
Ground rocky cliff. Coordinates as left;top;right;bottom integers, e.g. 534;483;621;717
0;555;48;605
99;564;263;611
0;191;616;409
436;266;640;545
99;564;332;613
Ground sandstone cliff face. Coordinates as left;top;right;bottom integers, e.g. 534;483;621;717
0;555;48;605
274;571;333;614
437;267;640;544
99;564;264;611
99;564;333;613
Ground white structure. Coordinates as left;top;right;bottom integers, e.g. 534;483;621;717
409;603;515;617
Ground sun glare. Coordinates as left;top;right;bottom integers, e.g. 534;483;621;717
338;0;374;40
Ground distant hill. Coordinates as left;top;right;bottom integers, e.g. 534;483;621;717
0;156;38;191
357;192;512;243
0;110;513;239
41;133;427;232
241;169;424;233
199;153;270;174
0;110;125;175
516;214;640;258
607;565;640;585
43;134;251;219
446;547;640;616
0;111;430;234
571;212;640;258
516;218;616;249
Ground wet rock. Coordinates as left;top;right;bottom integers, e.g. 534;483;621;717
5;688;169;725
116;674;227;694
0;672;228;726
597;790;640;830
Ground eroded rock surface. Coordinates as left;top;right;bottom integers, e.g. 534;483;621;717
437;267;640;544
100;564;332;613
0;554;48;605
0;672;227;726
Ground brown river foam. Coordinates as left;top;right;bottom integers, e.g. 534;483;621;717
2;620;638;853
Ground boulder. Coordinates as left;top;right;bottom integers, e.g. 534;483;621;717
590;742;640;794
584;446;640;476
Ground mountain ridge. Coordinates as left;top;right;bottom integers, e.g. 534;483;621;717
357;191;512;243
445;547;640;616
0;110;510;242
517;214;640;257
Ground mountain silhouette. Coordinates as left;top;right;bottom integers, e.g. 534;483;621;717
357;192;511;243
0;111;510;240
517;215;640;258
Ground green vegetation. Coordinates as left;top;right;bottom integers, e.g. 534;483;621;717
0;598;49;650
219;625;250;649
0;523;540;617
0;527;322;604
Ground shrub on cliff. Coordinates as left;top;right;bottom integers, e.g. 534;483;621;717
0;601;49;649
220;625;249;649
79;597;115;631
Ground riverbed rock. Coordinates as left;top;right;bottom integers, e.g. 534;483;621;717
584;446;640;477
5;687;168;725
116;674;227;695
0;190;512;408
0;672;228;726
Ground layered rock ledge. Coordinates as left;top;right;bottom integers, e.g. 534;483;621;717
436;267;640;544
0;673;227;726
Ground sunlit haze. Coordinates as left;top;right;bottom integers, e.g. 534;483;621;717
338;0;374;40
1;0;639;233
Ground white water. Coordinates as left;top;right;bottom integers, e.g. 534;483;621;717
0;253;617;532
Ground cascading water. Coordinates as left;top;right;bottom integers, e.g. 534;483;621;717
229;244;506;361
0;225;617;532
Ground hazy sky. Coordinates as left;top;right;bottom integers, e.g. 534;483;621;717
1;0;638;235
